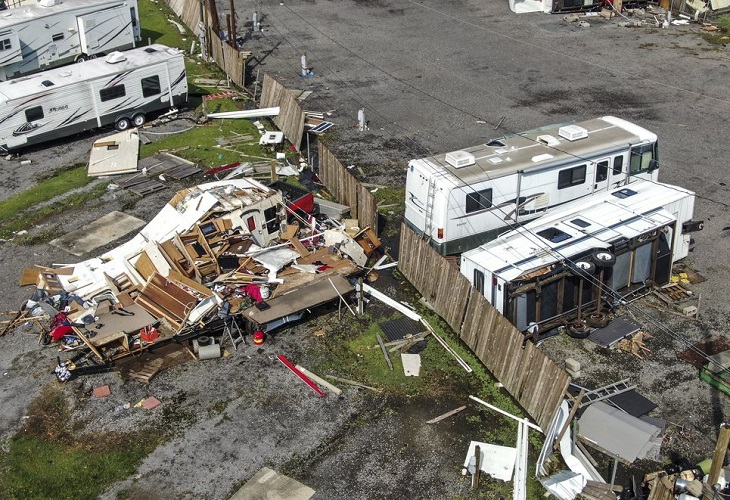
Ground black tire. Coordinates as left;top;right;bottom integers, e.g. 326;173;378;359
75;54;87;63
567;321;591;339
132;113;146;127
115;117;131;131
586;312;609;328
592;250;616;267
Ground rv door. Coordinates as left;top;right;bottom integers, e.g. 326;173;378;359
592;158;610;193
77;15;100;55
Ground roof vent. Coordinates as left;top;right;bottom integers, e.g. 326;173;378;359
558;124;588;141
105;52;127;64
39;0;56;7
536;134;560;147
445;150;475;168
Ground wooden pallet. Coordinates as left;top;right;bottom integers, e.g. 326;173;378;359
128;358;164;384
658;283;690;302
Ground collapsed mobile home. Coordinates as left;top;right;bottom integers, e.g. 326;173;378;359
0;43;186;151
405;116;659;256
459;180;703;334
0;0;141;81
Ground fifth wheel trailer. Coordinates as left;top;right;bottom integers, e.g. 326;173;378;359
459;180;703;334
404;116;660;256
0;44;187;151
0;0;141;81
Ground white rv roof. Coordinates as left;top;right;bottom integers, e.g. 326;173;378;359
0;44;180;102
409;116;657;186
461;180;694;282
0;0;130;26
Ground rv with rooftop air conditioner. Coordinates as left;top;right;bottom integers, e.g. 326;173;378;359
404;116;660;256
0;44;187;151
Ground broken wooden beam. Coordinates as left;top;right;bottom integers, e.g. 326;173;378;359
376;333;393;371
427;405;467;424
325;375;381;392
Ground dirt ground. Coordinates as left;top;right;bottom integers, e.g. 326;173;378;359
2;0;730;498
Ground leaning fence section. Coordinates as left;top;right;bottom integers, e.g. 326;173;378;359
398;224;570;431
166;0;200;34
259;74;305;152
206;26;247;88
318;141;379;233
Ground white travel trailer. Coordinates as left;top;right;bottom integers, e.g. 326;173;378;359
459;180;703;334
0;0;141;81
404;116;660;256
0;44;187;151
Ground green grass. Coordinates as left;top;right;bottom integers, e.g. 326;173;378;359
0;166;113;239
702;14;730;45
0;385;160;500
140;101;285;168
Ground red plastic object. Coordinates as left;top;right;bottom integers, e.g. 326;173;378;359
277;355;326;397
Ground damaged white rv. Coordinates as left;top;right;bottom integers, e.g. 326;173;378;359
0;44;187;151
459;180;703;334
0;0;141;81
404;116;659;256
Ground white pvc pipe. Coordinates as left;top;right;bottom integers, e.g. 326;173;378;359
468;395;542;432
296;365;342;396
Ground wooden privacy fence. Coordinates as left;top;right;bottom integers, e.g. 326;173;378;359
398;224;570;431
164;0;248;88
206;26;247;88
166;0;200;34
318;141;379;233
259;74;305;152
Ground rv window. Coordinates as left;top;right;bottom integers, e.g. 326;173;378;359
52;33;64;42
99;85;126;102
557;165;586;189
473;270;485;295
596;160;608;182
141;76;161;97
612;156;623;175
465;188;493;213
537;227;571;243
629;143;656;174
25;106;44;122
264;207;278;234
0;39;10;51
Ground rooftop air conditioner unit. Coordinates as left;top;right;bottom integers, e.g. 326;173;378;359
39;0;56;7
558;125;588;141
105;52;127;64
445;150;476;168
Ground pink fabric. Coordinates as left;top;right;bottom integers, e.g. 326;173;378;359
245;283;263;302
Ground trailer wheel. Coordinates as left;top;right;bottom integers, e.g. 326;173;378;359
75;54;87;63
115;117;131;131
592;250;616;267
566;320;591;339
573;260;596;278
132;114;146;127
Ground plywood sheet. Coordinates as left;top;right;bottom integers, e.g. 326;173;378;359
87;129;140;177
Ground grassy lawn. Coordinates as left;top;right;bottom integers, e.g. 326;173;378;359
0;166;113;240
0;385;160;500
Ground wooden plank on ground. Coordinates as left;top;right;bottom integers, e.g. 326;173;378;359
128;358;165;384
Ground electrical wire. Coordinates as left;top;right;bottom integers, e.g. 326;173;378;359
248;2;724;366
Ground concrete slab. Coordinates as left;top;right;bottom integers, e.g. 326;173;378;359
229;467;315;500
50;211;145;257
